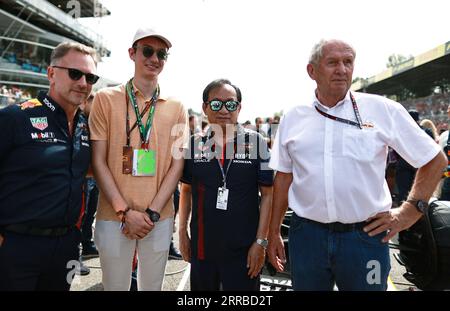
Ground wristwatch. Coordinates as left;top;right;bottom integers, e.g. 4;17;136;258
256;238;268;249
406;198;428;214
145;208;161;222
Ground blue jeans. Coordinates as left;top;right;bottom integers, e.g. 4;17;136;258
288;214;390;291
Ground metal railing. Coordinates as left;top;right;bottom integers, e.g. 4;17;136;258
13;0;107;49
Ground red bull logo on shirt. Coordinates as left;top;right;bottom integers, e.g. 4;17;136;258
19;99;42;110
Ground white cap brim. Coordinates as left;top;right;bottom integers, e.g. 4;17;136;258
132;28;172;48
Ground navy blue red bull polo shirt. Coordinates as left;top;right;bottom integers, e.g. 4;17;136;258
0;92;90;228
181;125;273;261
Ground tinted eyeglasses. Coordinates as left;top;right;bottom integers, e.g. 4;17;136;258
206;99;240;112
52;66;100;85
135;45;169;61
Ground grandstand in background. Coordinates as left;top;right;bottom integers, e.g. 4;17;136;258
352;41;450;132
0;0;115;108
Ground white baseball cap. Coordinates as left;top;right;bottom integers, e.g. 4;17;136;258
132;27;172;49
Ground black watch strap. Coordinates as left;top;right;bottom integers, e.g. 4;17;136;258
145;208;161;222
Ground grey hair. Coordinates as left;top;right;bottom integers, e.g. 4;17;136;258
308;39;356;65
50;42;98;66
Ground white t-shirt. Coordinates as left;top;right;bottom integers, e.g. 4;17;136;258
269;91;441;223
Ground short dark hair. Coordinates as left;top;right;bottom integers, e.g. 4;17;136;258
202;79;242;103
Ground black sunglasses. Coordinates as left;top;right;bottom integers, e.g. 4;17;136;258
52;66;100;85
206;99;240;112
135;45;169;61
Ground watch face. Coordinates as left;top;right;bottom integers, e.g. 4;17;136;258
146;209;160;222
150;211;160;222
257;239;268;248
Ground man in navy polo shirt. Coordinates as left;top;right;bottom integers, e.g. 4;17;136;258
178;79;273;290
0;42;98;290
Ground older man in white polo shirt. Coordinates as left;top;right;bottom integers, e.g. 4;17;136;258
267;39;447;291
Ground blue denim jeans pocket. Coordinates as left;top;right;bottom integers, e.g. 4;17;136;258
288;215;335;290
355;230;387;246
335;230;391;290
287;214;391;291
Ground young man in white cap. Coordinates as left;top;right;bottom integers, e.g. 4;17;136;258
89;28;189;290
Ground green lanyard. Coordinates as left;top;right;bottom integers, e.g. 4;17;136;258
126;79;159;149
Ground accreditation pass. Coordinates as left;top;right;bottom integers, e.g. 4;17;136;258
216;187;229;210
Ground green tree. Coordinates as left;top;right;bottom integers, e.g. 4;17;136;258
352;77;363;84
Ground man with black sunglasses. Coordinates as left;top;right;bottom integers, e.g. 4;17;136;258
51;66;100;85
267;39;446;291
178;79;274;290
0;42;97;290
89;27;188;291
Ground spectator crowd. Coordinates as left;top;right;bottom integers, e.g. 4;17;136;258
1;39;50;75
0;84;32;107
401;92;450;134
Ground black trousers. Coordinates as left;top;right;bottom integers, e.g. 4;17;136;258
173;187;180;215
81;178;98;246
190;254;260;291
440;178;450;200
0;229;80;291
